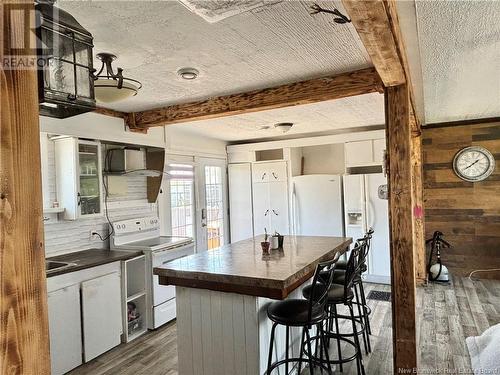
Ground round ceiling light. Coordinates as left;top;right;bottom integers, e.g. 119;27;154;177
274;122;294;133
177;67;199;80
93;52;142;103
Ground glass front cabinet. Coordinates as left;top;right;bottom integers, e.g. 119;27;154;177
54;137;103;220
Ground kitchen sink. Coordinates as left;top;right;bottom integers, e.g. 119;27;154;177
46;260;76;274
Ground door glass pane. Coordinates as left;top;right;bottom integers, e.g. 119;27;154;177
169;164;194;238
205;166;224;250
79;143;100;215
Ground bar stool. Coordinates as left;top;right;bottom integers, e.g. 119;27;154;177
332;230;374;355
303;243;366;375
266;255;339;375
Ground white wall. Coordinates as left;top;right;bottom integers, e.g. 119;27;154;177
165;126;227;158
40;112;166;148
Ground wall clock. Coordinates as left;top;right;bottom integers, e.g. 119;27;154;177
453;146;496;182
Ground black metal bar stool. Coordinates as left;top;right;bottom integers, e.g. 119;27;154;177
303;243;367;375
332;230;374;356
266;255;339;375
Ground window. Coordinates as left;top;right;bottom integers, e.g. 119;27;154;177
205;165;225;250
169;164;194;238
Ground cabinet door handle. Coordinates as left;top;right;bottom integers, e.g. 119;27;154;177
264;209;269;216
261;172;267;180
272;209;278;216
77;192;81;206
272;172;278;180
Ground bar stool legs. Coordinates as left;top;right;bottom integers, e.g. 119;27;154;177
349;303;366;375
267;323;332;375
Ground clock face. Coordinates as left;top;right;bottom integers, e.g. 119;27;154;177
453;146;496;182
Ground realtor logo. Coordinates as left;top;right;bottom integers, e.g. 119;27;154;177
2;2;48;70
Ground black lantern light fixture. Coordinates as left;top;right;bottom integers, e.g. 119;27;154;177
36;0;96;118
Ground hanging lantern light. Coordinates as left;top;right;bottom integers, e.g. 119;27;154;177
36;0;96;118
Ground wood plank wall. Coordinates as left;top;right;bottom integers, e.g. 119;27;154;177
423;121;500;279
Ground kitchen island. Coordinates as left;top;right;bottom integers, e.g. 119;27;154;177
154;235;351;375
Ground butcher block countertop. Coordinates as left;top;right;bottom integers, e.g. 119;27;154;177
154;235;351;299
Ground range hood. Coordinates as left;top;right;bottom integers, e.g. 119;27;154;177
104;148;162;177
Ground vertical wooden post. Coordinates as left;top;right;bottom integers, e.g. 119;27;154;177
1;1;51;373
385;84;417;373
410;114;426;284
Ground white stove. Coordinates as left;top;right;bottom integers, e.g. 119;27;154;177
110;216;195;329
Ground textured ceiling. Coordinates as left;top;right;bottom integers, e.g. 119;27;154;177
167;92;385;141
59;0;372;112
414;0;500;124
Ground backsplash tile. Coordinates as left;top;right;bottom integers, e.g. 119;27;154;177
43;138;158;257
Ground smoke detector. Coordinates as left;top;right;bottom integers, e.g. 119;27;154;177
274;122;294;133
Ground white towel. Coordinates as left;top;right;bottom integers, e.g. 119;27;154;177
466;323;500;374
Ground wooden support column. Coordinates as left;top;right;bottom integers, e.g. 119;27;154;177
385;84;417;373
1;1;51;373
410;114;426;284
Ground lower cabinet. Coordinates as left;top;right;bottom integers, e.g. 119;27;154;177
48;284;82;375
47;263;122;375
81;272;122;362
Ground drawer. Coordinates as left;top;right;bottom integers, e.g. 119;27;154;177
153;298;176;328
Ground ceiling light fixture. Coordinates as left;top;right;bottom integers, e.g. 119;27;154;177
177;67;199;80
274;122;294;133
93;53;142;103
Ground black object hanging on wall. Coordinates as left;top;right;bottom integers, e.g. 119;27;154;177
36;0;96;118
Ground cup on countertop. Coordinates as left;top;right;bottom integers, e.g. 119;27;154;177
270;236;279;250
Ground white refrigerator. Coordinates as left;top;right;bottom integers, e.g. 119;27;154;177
344;173;391;284
291;175;344;237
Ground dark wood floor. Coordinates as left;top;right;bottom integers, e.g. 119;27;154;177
69;277;500;375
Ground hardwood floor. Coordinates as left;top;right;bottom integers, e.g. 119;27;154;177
69;277;500;375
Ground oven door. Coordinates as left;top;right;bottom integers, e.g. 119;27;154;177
151;243;194;306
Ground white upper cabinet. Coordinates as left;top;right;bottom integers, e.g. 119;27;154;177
252;161;287;183
345;139;385;167
54;137;104;220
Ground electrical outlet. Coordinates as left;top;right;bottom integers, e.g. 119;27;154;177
89;228;99;241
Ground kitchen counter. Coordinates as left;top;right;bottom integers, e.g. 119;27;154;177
154;235;351;299
46;248;143;277
154;235;351;375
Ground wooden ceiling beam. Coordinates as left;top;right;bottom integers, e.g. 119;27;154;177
342;0;406;87
124;67;383;129
94;107;127;119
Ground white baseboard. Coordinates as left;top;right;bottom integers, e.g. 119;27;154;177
363;274;391;285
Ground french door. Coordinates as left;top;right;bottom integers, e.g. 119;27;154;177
195;158;228;252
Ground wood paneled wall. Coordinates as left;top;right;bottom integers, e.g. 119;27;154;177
423;122;500;279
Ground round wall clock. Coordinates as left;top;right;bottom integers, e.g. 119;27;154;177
453;146;496;182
